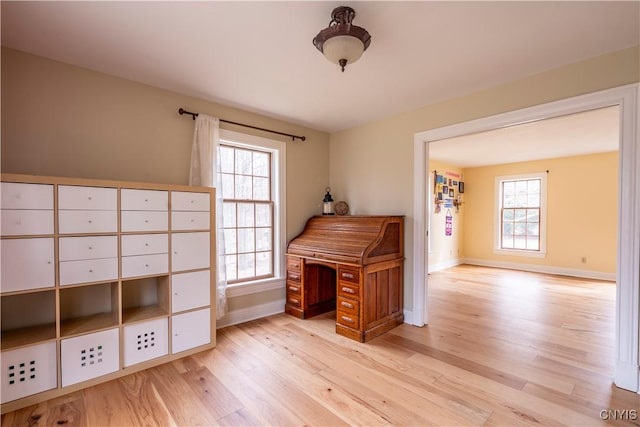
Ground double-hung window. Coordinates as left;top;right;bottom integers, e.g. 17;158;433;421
218;130;286;289
495;172;547;257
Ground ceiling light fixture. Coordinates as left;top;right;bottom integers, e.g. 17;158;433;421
313;6;371;72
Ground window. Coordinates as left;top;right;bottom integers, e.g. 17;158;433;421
495;173;547;257
218;130;286;287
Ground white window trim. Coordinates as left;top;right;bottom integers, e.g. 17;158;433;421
493;172;547;258
219;129;287;294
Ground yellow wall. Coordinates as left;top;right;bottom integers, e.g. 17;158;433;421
463;152;618;274
330;46;638;310
1;47;331;321
428;160;464;271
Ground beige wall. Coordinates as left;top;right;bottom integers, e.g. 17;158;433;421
428;160;464;271
1;47;330;317
463;152;618;274
330;46;639;310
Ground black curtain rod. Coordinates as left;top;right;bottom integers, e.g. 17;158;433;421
178;108;306;141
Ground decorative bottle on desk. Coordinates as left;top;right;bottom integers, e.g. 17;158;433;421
322;187;334;215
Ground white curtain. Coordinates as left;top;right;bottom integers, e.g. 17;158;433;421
189;114;227;319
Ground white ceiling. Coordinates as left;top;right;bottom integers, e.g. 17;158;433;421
1;1;638;134
429;106;620;168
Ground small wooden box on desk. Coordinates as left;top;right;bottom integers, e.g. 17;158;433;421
285;215;404;342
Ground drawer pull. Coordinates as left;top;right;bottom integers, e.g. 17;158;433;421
341;315;355;324
15;220;21;225
145;243;149;246
88;220;92;224
341;286;355;294
342;272;355;279
88;246;93;250
288;286;299;292
89;269;93;273
145;198;149;202
145;264;149;267
288;297;299;305
340;301;354;309
88;197;92;200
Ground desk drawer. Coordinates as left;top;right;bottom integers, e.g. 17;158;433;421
59;210;117;234
121;189;168;211
338;266;360;284
1;210;54;236
121;211;168;232
59;236;118;261
171;192;210;212
286;282;301;296
58;186;116;210
287;270;301;282
338;282;359;299
337;296;359;317
59;258;118;286
122;254;168;278
286;256;301;272
171;211;210;231
337;309;359;328
121;234;168;256
286;293;301;308
1;182;53;210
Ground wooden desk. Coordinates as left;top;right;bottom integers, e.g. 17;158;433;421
285;215;404;342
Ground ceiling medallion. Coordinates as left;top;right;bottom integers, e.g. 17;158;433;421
313;6;371;72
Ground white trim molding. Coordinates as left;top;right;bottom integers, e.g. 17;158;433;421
216;298;285;329
463;258;616;282
428;258;464;274
227;277;285;298
413;83;640;393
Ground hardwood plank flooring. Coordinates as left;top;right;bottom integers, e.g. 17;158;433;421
3;265;639;426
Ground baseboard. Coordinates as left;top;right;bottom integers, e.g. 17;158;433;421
462;258;616;281
615;360;640;393
428;258;464;274
216;298;285;329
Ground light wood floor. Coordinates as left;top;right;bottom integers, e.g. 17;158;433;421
2;265;639;426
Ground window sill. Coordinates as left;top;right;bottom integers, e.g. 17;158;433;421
493;248;546;259
226;277;286;298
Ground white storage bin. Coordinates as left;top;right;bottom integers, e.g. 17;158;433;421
1;210;54;236
61;328;119;387
1;341;57;404
123;318;168;367
58;186;116;210
121;189;168;211
171;232;210;272
171;211;210;231
121;254;168;278
172;270;211;313
59;235;118;261
121;211;168;232
58;210;117;234
172;308;211;354
171;192;210;212
59;258;118;286
1;182;53;210
1;238;55;292
121;233;168;256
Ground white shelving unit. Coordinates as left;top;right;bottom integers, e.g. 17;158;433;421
0;174;216;413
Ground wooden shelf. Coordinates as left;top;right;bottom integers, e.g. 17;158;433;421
122;305;168;324
1;323;56;350
60;312;118;338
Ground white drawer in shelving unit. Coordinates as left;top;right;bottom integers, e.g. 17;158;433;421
121;233;168;256
59;235;118;261
121;189;168;211
1;182;53;210
59;257;119;286
121;253;168;278
58;210;117;234
58;185;116;210
123;318;168;367
171;191;210;212
172;308;211;354
1;209;54;236
1;341;57;404
171;211;210;231
121;211;168;232
61;328;119;387
1;238;55;292
172;270;211;313
171;232;211;272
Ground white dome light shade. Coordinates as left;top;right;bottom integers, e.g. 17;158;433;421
322;35;365;66
313;6;371;72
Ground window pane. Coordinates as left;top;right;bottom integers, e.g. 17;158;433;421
526;239;540;250
238;228;255;252
515;180;528;195
502;235;514;248
225;254;237;281
516;193;528;206
221;173;235;199
514;236;527;249
503;222;513;236
527;209;539;222
235;149;252;174
514;223;526;236
514;209;526;221
503;209;514;221
256;251;272;276
503;181;515;196
255;204;271;227
253;177;269;200
235;175;252;199
223;203;236;228
219;146;234;174
237;253;255;279
224;229;237;254
526;222;539;237
237;203;254;227
256;227;272;251
528;179;540;194
253;152;269;177
503;194;516;208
